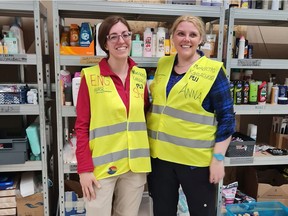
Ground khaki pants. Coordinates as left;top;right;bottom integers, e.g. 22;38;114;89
85;171;146;216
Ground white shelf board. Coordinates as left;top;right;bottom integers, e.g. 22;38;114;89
0;161;42;172
0;54;37;65
234;104;288;115
0;104;40;115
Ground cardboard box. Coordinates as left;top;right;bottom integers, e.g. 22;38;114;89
60;40;94;56
269;130;288;149
237;167;288;206
16;193;43;216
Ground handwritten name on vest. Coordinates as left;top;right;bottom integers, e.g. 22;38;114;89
179;83;202;101
90;74;111;93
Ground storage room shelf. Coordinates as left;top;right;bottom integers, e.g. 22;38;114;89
0;105;40;115
234;104;288;115
56;1;223;22
0;54;38;65
0;161;42;172
0;1;47;18
229;59;288;70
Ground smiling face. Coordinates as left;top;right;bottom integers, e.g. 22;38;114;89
105;21;132;61
172;21;203;60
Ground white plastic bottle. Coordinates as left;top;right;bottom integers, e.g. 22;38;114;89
95;22;106;56
10;17;25;54
156;27;165;57
143;27;153;57
152;28;157;57
271;0;280;10
238;36;245;59
72;72;81;106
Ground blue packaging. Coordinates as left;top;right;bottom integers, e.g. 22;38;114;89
79;22;92;47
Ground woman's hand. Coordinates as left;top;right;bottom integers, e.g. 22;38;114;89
79;172;101;201
209;158;225;184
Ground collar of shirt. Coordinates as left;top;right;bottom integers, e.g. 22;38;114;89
98;57;137;77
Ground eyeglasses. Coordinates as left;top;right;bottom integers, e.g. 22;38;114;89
106;31;132;43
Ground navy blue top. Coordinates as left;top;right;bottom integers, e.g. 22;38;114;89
166;51;235;143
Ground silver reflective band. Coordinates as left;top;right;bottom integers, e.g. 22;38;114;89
93;148;150;166
90;122;146;141
150;105;217;126
148;129;215;148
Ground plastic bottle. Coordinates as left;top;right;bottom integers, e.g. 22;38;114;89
69;24;79;46
164;33;170;56
234;80;242;104
4;32;18;54
10;17;25;54
131;34;143;57
151;28;157;57
258;81;267;105
156;27;165;57
72;72;81;106
249;81;258;104
238;36;245;59
143;27;153;57
0;42;3;54
271;0;280;10
79;22;92;47
60;70;72;105
95;22;106;56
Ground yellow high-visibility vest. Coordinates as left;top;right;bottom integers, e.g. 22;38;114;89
147;55;224;167
82;65;151;180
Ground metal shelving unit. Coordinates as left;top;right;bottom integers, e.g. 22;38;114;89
0;1;50;215
217;7;288;216
52;1;225;215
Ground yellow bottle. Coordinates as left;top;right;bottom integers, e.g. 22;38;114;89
3;42;8;54
0;42;3;54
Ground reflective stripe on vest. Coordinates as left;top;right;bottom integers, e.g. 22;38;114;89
93;148;150;166
89;122;147;140
150;105;217;126
148;129;215;148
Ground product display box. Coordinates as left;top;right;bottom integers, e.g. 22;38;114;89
60;40;94;56
226;201;288;216
269;130;288;149
226;132;255;157
0;130;28;165
64;180;85;216
16;192;43;216
237;167;288;206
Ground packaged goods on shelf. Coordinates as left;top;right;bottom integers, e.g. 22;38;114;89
226;132;255;157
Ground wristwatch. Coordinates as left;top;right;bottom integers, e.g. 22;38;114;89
213;153;225;161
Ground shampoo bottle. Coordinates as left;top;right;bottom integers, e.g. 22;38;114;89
156;27;165;57
95;22;106;56
10;17;25;54
143;27;153;57
131;34;143;57
4;32;18;54
72;72;81;106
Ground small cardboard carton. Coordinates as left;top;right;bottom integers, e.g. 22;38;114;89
16;192;43;216
60;40;94;56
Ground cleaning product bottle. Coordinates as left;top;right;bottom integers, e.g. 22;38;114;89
0;42;3;54
156;27;165;57
72;72;81;106
10;17;25;54
60;70;72;106
143;27;152;57
131;34;143;57
258;81;267;105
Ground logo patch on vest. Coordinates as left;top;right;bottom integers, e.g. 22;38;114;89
107;166;117;175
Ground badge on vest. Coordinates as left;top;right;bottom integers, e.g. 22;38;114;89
107;166;117;175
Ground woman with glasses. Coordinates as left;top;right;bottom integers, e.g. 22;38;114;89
75;15;151;216
146;15;235;216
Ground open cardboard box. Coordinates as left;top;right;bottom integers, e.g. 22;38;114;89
237;167;288;206
60;40;94;56
16;192;43;216
269;130;288;149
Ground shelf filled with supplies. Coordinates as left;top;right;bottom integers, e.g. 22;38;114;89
0;1;51;215
219;7;288;216
52;1;226;215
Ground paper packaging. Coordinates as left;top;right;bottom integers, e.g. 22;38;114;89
16;193;43;216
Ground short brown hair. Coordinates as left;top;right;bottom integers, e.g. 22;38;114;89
170;15;206;45
98;15;131;56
